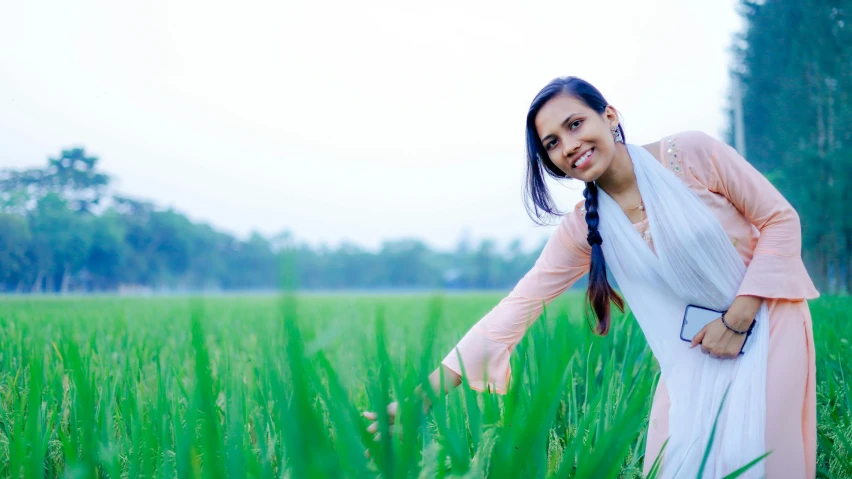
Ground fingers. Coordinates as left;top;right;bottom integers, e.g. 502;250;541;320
710;351;735;359
690;328;706;348
362;402;403;453
698;343;738;359
362;410;397;438
705;349;735;359
701;331;746;359
362;431;383;460
367;424;401;438
373;427;403;442
362;405;396;423
689;320;741;359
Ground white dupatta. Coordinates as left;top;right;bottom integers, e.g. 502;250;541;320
596;144;770;478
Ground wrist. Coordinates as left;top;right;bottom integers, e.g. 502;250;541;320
722;310;755;331
726;296;761;329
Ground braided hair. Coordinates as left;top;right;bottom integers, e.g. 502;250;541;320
523;77;625;335
580;181;624;335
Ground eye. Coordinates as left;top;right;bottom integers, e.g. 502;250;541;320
569;119;583;130
544;138;558;151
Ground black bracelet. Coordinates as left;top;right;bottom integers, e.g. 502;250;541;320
721;311;755;335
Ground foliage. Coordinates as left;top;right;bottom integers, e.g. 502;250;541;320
0;154;549;294
0;294;847;477
732;0;852;292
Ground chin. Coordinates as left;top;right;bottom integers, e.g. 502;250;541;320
578;167;605;183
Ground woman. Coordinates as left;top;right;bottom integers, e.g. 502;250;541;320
363;77;818;478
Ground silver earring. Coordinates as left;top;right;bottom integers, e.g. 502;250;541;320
611;125;624;143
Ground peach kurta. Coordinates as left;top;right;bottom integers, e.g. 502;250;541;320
441;131;819;477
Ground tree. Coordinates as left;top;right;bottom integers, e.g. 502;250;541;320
1;148;554;293
86;210;129;291
26;194;93;292
0;213;32;291
733;0;851;292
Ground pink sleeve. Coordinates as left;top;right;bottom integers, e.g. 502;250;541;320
682;131;819;301
440;205;591;394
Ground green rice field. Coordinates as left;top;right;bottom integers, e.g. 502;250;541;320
0;293;850;478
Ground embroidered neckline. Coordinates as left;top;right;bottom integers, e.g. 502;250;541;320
665;136;684;176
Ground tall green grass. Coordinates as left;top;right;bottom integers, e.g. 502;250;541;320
0;294;848;477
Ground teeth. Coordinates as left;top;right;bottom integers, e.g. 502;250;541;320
574;149;593;167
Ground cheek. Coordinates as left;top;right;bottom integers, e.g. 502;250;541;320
593;143;615;167
548;154;571;176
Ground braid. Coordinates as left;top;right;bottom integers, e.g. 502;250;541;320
583;182;624;335
584;183;603;247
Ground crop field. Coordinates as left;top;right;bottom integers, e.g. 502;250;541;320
0;293;850;478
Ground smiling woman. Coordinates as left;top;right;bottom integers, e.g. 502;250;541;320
525;84;632;337
531;94;624;184
364;77;819;479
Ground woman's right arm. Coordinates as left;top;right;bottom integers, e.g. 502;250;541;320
363;204;590;434
439;203;591;395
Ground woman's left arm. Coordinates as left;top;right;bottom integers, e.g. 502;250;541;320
685;131;819;327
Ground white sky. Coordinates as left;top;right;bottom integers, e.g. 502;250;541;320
0;0;742;252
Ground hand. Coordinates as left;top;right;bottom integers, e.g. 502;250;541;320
689;317;747;359
690;296;761;359
362;402;399;457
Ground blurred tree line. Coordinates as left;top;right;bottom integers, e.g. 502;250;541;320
0;149;550;293
732;0;851;293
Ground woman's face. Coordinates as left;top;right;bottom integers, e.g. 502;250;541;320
534;94;620;182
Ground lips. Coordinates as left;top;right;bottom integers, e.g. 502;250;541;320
573;148;594;169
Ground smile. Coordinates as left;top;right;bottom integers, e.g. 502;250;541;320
573;148;594;168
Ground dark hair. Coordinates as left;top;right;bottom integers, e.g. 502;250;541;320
523;76;625;335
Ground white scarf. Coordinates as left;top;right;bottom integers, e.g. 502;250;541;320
596;144;770;478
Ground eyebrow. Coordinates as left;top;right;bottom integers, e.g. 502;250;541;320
540;113;579;145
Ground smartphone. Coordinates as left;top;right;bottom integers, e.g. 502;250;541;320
680;304;751;355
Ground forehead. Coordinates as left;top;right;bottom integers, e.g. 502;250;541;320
534;94;592;137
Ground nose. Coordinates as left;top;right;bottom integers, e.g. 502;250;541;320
562;140;580;158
